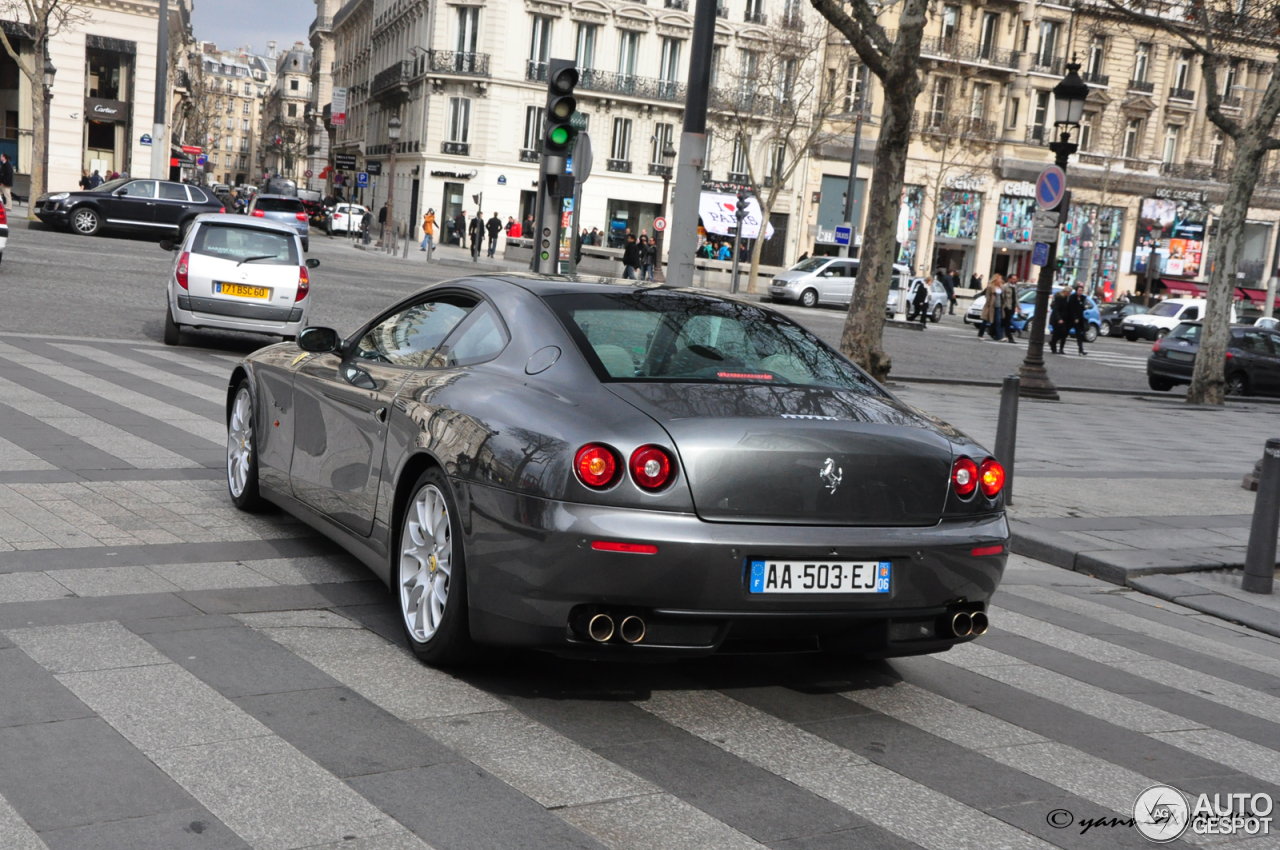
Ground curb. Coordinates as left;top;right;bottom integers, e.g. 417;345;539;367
892;375;1280;404
1126;574;1280;639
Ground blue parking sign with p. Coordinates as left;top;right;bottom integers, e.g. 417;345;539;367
356;171;369;188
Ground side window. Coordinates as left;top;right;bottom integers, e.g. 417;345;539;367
1239;331;1271;355
188;186;210;203
123;181;157;198
433;302;510;367
1181;306;1199;321
355;295;478;367
159;183;187;201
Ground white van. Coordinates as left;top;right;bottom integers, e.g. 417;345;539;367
1121;298;1237;341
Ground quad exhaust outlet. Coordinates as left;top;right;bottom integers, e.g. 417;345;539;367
584;611;645;644
949;612;973;638
588;613;614;642
619;615;646;644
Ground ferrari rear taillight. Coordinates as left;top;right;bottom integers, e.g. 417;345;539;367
629;445;674;490
295;212;307;222
296;266;309;301
951;457;978;498
575;444;619;489
175;252;190;290
251;209;265;217
979;458;1005;498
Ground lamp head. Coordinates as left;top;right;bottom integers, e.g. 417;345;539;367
388;113;402;141
1053;61;1089;127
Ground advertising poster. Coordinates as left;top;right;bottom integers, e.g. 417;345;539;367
331;87;347;127
1133;196;1205;275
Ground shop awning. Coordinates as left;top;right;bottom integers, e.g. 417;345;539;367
1236;287;1280;309
1162;279;1205;297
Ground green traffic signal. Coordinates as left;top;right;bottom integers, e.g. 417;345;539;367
550;126;570;146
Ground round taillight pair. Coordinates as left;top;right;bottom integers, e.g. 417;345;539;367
952;456;1005;499
574;443;675;491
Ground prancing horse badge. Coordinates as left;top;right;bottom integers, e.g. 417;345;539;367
819;458;843;494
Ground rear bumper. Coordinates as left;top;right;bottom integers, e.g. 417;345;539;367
459;482;1009;658
1147;357;1193;383
171;290;306;335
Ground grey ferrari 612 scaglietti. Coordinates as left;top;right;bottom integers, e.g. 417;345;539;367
225;275;1009;665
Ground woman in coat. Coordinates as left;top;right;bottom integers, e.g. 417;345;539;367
1001;278;1019;343
979;275;1006;340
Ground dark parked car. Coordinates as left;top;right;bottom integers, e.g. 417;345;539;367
1098;302;1148;337
35;178;223;238
1147;321;1280;395
225;275;1010;666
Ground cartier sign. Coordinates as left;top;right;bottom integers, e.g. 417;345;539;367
84;97;129;123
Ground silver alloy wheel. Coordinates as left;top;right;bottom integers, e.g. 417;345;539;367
400;484;452;642
72;209;98;234
227;388;253;498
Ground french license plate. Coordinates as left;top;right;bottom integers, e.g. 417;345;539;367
1166;351;1194;362
215;282;270;299
748;560;890;594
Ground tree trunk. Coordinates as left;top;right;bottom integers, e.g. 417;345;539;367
746;204;771;293
839;94;912;381
28;83;45;221
1187;136;1264;405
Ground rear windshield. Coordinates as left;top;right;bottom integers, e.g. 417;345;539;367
1151;301;1185;317
545;291;881;393
254;197;304;213
191;224;299;264
1170;323;1201;343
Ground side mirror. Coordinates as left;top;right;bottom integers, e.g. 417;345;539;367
298;326;340;353
114;188;127;197
159;239;176;251
305;258;320;269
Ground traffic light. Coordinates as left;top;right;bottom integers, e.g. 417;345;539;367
736;191;750;220
544;59;579;156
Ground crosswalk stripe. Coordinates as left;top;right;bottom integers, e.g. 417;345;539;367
0;434;56;473
51;344;226;406
237;611;764;849
636;689;1054;850
130;347;239;379
0;791;48;850
0;374;198;469
0;342;224;446
939;644;1280;788
4;621;431;850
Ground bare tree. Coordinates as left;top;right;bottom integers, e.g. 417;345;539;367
263;120;307;179
808;0;929;381
0;0;91;217
177;55;220;155
1103;0;1280;404
711;18;848;292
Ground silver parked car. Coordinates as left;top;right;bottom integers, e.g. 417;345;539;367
248;194;310;251
887;278;950;322
769;258;917;309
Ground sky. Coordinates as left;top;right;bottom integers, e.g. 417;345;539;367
189;0;313;55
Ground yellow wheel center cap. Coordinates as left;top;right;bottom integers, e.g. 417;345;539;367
428;554;437;574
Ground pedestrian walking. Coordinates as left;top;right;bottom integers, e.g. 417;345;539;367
979;275;1005;341
420;208;435;254
639;235;653;281
505;216;516;236
645;237;659;281
0;153;14;208
469;211;483;261
621;234;641;279
1048;288;1070;354
89;169;102;189
361;209;372;244
938;268;957;314
523;213;534;238
907;277;929;322
1000;277;1019;343
1066;283;1089;355
453;211;467;246
377;203;388;243
78;168;92;192
486;211;502;258
969;272;982;291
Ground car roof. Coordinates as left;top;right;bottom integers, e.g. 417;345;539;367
191;213;299;234
253;194;302;201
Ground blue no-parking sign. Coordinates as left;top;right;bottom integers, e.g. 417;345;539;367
1036;165;1066;210
356;171;369;188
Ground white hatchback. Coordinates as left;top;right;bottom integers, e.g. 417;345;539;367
327;203;369;235
162;214;318;345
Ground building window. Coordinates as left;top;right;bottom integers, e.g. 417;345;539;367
523;105;544;152
731;134;750;175
243;101;251;114
969;82;989;123
575;23;597;70
611;116;632;161
1174;51;1191;91
659;37;681;83
1162;124;1180;164
1079;111;1095;151
530;15;553;64
1211;131;1226;167
651;121;673;163
710;45;723;87
844;61;866;112
448;96;471;143
288;103;297;117
290;79;299;91
1133;43;1149;83
1123;118;1143;158
1036;20;1061;68
243;82;251;94
1006;96;1020;129
1087;36;1105;77
979;12;999;60
778;58;797;104
941;4;959;42
769;141;785;183
456;6;479;54
618;31;639;77
242;118;250;131
929;77;950;126
239;137;248;151
1030;89;1049;141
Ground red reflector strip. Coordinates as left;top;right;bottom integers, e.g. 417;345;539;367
717;372;773;380
971;545;1005;557
591;541;658;555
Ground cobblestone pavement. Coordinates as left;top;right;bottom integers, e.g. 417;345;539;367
2;333;1280;849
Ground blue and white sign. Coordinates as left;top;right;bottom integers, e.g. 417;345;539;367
497;175;507;185
1035;165;1067;211
1032;241;1050;267
140;134;152;146
834;225;852;247
356;171;369;188
196;154;207;166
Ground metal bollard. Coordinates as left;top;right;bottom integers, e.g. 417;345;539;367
994;375;1019;506
1242;438;1280;595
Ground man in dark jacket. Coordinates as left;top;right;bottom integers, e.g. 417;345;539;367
486;212;503;257
942;269;957;314
377;203;388;243
621;234;641;279
469;212;484;261
1048;288;1069;354
453;211;467;246
1065;283;1089;354
0;153;14;208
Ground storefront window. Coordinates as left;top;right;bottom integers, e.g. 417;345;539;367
86;49;127;100
935;189;982;241
993;195;1035;244
896;185;923;271
1057;204;1124;296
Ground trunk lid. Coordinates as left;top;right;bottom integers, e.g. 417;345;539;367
609;384;956;526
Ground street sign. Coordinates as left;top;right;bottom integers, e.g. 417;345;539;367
196;155;207;166
304;169;313;178
572;132;593;184
181;144;202;155
653;217;667;232
334;153;357;170
356;172;369;188
1032;242;1050;267
1035;165;1066;210
334;174;344;186
364;161;382;176
1031;208;1061;244
834;225;852;246
140;133;152;146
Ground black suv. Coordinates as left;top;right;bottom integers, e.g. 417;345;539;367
36;178;224;239
1148;321;1280;396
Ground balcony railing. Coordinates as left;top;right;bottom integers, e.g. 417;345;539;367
371;59;413;99
607;159;632;173
919;35;1020;69
912;112;1001;142
527;61;686;102
1169;86;1196;102
1128;78;1154;93
648;162;673;177
519;148;540;163
1082;70;1109;86
308;15;332;39
429;51;490;77
728;171;751;184
709;88;789;117
1160;162;1230;181
441;141;470;156
1030;55;1065;76
744;10;767;23
780;12;804;30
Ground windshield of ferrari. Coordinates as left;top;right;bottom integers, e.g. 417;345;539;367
545;291;880;392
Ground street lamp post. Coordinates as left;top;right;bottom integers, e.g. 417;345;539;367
385;112;401;251
654;138;676;283
1018;61;1088;401
41;52;56;196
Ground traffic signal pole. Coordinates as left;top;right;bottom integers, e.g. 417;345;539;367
665;0;717;289
532;59;579;275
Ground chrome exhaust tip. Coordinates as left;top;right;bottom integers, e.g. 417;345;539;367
588;613;615;642
969;611;989;636
619;615;646;644
950;611;973;638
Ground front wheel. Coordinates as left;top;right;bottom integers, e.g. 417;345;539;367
1155;328;1169;340
1124;331;1139;342
397;469;472;666
226;381;266;511
1083;324;1099;343
71;206;101;236
800;288;818;308
931;304;944;323
1100;320;1113;336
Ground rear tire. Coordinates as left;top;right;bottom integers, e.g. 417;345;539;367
1100;319;1112;336
71;206;101;236
301;237;310;252
163;308;181;346
1084;324;1099;343
800;288;818;308
931;304;944;323
1155;328;1169;340
1124;331;1139;342
1226;372;1250;396
1147;375;1174;391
